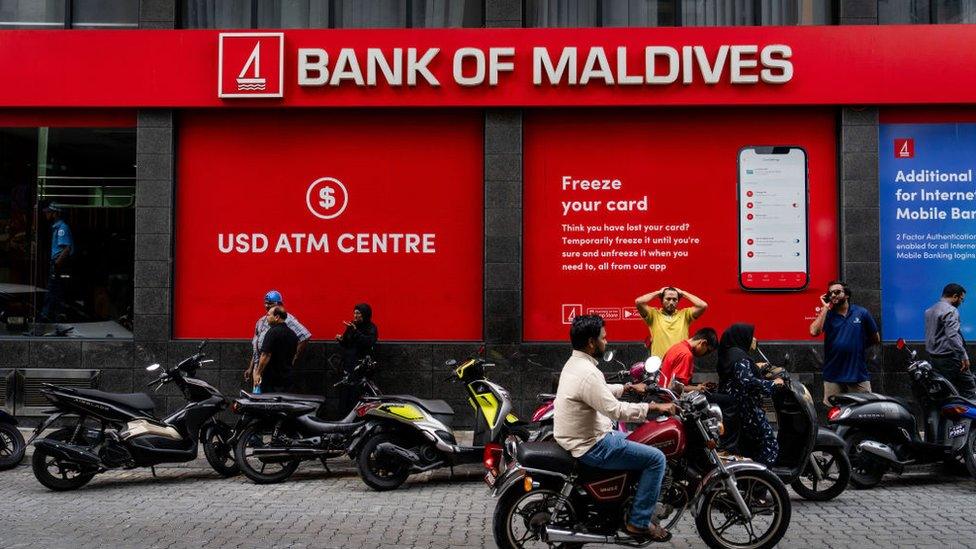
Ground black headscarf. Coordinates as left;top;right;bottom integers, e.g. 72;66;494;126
717;323;755;383
340;303;378;373
354;303;373;328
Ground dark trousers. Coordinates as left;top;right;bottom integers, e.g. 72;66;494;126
41;271;68;322
930;356;976;400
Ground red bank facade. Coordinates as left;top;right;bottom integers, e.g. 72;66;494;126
1;2;974;420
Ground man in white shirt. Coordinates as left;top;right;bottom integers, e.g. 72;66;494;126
554;314;676;541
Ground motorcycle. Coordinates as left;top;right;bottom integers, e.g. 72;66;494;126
27;341;237;491
353;350;528;491
231;357;381;484
729;350;851;501
0;409;26;470
827;338;976;488
492;356;791;549
529;393;556;442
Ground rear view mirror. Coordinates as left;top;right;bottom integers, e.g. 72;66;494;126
444;359;458;368
644;356;662;374
896;338;905;350
602;350;615;362
146;364;161;372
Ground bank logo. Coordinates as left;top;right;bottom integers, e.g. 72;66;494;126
218;33;284;98
562;304;583;324
895;138;914;159
306;177;349;220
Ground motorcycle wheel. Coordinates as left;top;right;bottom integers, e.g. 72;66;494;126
493;482;581;549
964;427;976;480
234;422;301;484
31;428;97;491
844;429;886;489
790;446;851;501
357;434;411;491
0;422;26;470
695;468;791;549
202;421;239;478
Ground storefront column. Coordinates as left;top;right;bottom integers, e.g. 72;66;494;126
485;110;522;343
133;110;175;346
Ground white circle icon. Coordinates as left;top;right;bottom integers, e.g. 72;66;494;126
306;177;348;220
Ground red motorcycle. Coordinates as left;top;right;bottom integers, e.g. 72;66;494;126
491;358;792;549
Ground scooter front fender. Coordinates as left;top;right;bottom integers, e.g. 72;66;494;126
815;427;846;449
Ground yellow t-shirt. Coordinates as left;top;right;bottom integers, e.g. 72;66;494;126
643;307;696;358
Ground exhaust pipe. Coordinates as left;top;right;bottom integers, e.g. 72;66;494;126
376;442;420;464
34;439;101;469
545;527;613;544
857;440;908;472
249;447;326;458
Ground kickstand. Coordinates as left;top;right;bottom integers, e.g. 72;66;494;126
151;466;157;478
449;466;455;480
322;461;332;475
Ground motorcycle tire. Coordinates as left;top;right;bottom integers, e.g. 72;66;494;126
31;428;97;491
695;468;791;549
0;422;26;470
790;446;850;501
964;427;976;480
844;429;886;489
493;480;581;549
357;434;411;491
202;421;239;478
234;422;301;484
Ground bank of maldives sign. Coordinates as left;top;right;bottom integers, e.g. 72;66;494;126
216;31;796;100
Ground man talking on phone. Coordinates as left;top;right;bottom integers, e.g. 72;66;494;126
809;281;880;405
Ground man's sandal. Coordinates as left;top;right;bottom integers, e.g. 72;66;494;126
625;523;673;542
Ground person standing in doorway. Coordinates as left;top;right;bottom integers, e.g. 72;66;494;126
635;286;708;358
925;283;976;399
809;281;881;405
250;306;298;393
245;290;311;386
40;202;73;323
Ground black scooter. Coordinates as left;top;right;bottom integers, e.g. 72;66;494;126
827;338;976;488
28;341;237;490
230;358;381;484
0;409;26;470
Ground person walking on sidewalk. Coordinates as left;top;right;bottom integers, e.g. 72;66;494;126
925;283;976;399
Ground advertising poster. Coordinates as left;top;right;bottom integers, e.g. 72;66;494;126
523;109;838;342
880;121;976;340
174;111;483;340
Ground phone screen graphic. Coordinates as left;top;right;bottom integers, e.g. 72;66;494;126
738;146;809;291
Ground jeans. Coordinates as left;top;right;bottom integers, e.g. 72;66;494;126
579;431;667;529
931;356;976;400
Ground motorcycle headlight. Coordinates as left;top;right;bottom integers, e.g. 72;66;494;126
707;404;723;423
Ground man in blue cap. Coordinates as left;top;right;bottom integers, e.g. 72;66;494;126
40;201;73;322
244;290;311;390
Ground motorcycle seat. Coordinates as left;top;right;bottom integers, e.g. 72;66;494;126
829;392;910;408
302;416;364;433
73;388;155;412
242;391;327;404
384;395;454;416
516;441;576;474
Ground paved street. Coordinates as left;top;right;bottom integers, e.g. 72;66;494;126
3;448;976;549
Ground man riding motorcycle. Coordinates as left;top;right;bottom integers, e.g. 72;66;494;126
554;314;678;542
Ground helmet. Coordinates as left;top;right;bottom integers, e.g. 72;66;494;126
264;290;283;304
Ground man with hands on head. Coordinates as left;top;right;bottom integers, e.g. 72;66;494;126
554;314;677;542
635;286;708;358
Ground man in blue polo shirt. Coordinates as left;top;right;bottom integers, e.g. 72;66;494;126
809;280;881;405
40;202;74;322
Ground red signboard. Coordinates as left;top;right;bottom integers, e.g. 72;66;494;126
523;109;838;341
0;27;975;107
173;110;484;340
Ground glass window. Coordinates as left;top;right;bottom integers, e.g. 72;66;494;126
879;0;931;23
183;0;483;28
0;127;135;339
0;0;65;29
527;0;832;26
72;0;139;29
935;0;976;22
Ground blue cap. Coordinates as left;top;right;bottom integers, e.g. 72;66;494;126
264;290;283;304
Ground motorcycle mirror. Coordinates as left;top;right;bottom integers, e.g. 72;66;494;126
896;338;905;350
602;350;615;362
444;359;457;367
197;340;207;351
644;356;662;374
146;363;161;372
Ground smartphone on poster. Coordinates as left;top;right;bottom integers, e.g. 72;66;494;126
738;146;809;292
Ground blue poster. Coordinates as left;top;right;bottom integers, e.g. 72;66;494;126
880;123;976;341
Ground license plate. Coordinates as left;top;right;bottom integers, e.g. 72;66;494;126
949;424;967;439
484;469;497;487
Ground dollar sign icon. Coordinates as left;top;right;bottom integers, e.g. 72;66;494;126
319;187;336;209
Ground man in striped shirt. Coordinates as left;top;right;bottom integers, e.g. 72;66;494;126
244;290;311;385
